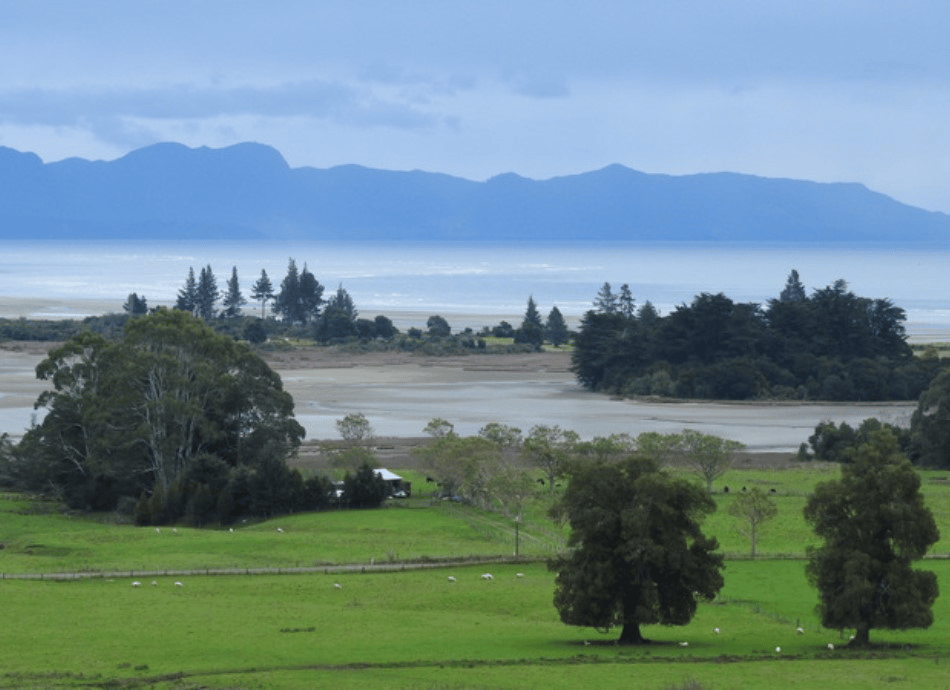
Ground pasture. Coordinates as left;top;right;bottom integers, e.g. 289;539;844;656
2;461;950;689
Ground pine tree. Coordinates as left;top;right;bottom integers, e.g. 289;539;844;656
779;269;807;302
545;306;570;347
250;269;274;319
175;267;198;314
515;296;544;348
195;265;219;321
619;283;636;319
221;266;247;318
594;282;618;314
274;258;301;323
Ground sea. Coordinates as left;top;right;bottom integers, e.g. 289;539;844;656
1;240;949;338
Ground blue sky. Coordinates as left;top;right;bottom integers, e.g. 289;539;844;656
2;1;949;211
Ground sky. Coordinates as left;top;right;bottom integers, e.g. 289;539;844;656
2;1;949;212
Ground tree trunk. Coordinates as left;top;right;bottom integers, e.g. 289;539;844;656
850;623;870;647
618;621;648;645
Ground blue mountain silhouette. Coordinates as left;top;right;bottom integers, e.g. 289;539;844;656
1;142;947;243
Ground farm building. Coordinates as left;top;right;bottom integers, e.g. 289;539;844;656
376;468;411;498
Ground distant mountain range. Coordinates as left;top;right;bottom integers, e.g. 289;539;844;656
1;141;948;244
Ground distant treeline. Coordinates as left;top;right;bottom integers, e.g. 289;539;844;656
572;272;946;401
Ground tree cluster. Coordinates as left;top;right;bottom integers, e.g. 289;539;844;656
2;310;400;523
572;274;943;401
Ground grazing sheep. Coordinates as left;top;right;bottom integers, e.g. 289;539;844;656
155;528;160;534
131;581;141;587
277;527;284;533
174;581;183;587
516;573;524;578
481;573;494;580
714;628;720;635
679;642;688;647
334;583;341;589
447;576;456;582
828;643;834;650
796;627;804;635
775;646;781;653
151;581;157;587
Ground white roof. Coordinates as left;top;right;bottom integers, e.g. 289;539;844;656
375;468;402;481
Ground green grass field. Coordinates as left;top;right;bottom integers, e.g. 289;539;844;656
2;461;950;689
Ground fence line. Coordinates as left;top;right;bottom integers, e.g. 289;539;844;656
0;554;547;581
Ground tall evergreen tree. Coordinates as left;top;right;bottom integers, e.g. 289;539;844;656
274;258;301;324
545;306;570;347
221;266;247;318
326;284;358;321
619;283;636;319
250;269;274;319
515;296;544;348
195;265;219;321
175;267;198;314
779;269;808;302
298;263;325;323
123;293;148;316
594;282;618;314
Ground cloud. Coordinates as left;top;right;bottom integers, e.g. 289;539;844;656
0;79;444;149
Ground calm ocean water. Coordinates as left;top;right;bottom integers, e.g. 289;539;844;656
1;240;948;334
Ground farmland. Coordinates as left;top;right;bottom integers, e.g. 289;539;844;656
2;461;949;689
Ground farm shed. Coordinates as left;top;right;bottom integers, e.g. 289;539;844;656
376;468;411;497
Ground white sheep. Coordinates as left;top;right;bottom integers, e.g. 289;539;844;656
174;581;183;587
679;642;688;647
714;628;720;635
775;646;781;653
277;527;284;533
131;581;141;587
516;573;524;578
796;627;804;635
481;573;494;580
334;583;342;589
827;643;834;650
447;576;456;582
151;581;157;587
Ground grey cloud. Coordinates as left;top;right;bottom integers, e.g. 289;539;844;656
0;80;441;130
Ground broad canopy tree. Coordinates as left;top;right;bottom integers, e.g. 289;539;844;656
804;429;939;646
23;308;305;511
549;455;724;645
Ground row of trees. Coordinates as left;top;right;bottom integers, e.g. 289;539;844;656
572;273;944;401
549;427;939;647
410;421;745;516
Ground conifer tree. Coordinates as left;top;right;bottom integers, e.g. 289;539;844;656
176;266;198;314
251;269;274;319
545;305;570;347
195;264;219;321
222;266;247;318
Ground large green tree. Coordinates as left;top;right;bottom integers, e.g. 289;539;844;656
803;429;939;647
549;455;724;644
910;368;950;468
23;308;304;510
